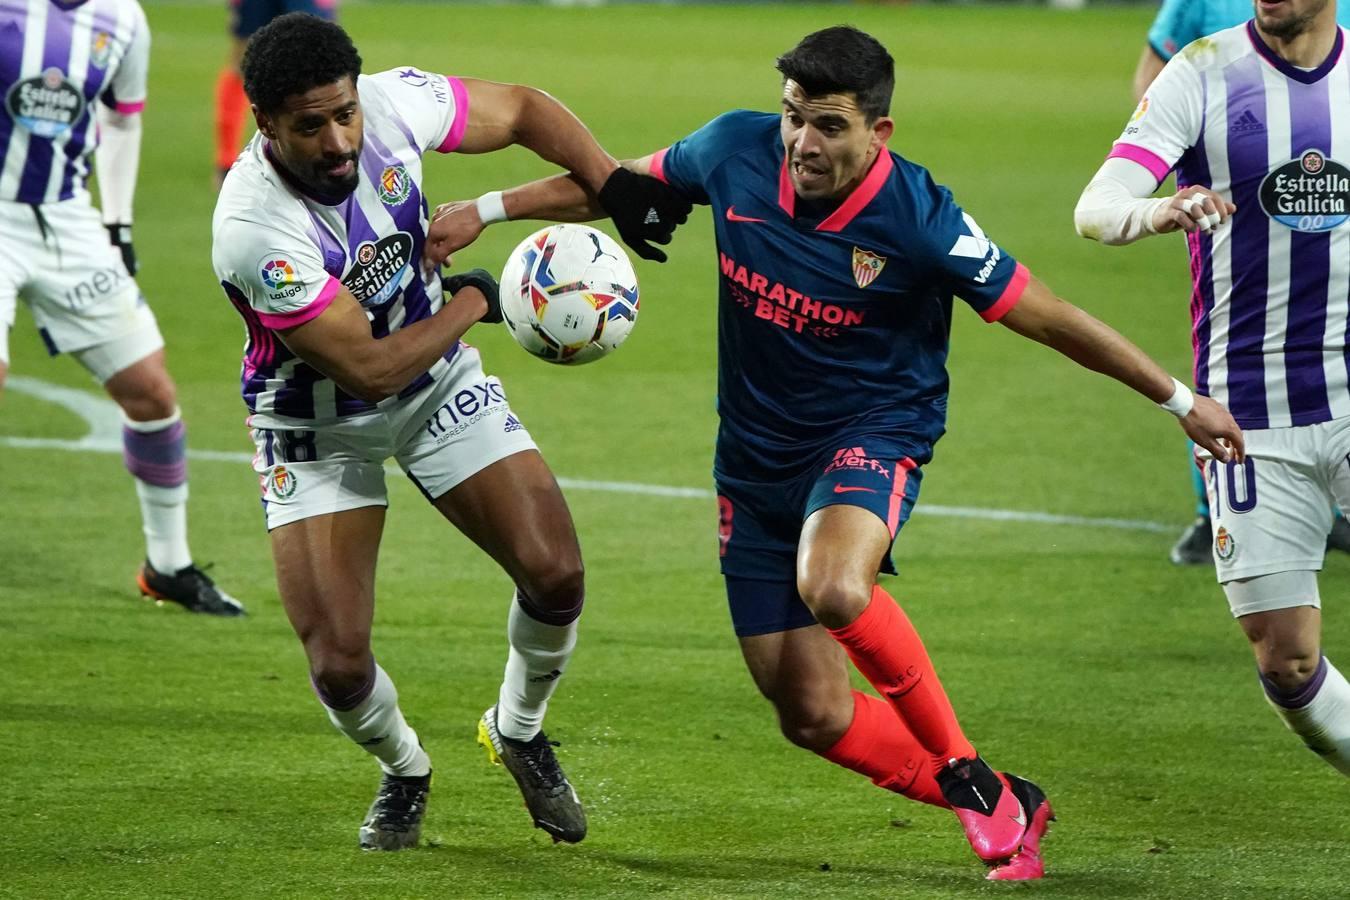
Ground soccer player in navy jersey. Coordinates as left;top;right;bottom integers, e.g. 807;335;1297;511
425;26;1244;879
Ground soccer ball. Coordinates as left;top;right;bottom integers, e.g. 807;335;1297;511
498;223;640;365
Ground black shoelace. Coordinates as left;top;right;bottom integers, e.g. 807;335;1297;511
512;737;567;792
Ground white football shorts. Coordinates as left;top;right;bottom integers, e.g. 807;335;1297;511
1197;416;1350;611
0;198;161;372
248;344;537;530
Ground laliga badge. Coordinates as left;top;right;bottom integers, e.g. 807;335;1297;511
1215;525;1236;562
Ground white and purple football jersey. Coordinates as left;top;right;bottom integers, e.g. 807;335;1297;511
1108;23;1350;430
0;0;149;205
212;67;469;421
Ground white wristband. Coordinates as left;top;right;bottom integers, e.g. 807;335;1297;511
476;190;508;225
1159;377;1195;418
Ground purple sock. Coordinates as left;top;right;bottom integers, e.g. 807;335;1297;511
123;418;187;487
1261;656;1328;710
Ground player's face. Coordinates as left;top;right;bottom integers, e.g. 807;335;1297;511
257;77;364;200
780;80;893;201
1254;0;1333;40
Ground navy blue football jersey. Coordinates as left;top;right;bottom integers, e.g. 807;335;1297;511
653;110;1029;471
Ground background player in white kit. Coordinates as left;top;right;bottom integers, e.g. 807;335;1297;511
1076;0;1350;774
213;14;689;849
0;0;242;615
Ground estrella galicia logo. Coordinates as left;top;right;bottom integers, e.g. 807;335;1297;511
377;164;412;207
1259;149;1350;232
5;67;86;138
344;232;414;305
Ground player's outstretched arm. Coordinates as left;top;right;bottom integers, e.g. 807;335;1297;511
276;282;489;402
452;81;688;262
998;273;1244;463
424;155;680;267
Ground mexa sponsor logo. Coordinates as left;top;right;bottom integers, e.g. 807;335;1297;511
423;379;508;443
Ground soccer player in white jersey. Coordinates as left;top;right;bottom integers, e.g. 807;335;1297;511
1076;0;1350;775
212;14;690;849
0;0;243;615
1133;0;1350;566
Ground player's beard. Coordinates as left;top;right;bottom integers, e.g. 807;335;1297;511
1256;0;1330;40
304;151;361;201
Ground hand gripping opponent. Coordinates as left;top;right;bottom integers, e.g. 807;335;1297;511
597;168;691;263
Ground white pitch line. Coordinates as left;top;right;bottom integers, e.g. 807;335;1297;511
3;375;1171;533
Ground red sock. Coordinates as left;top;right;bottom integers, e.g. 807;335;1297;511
827;586;977;775
821;691;950;808
215;68;248;171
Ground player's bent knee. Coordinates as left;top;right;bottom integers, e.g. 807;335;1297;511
773;693;851;752
795;573;871;630
517;554;585;614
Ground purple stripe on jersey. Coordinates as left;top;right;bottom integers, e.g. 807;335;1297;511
1285;78;1333;425
305;211;347;277
16;7;79;202
1176;78;1214;395
1224;57;1271;429
334;385;376;416
0;2;28;180
57;2;115;201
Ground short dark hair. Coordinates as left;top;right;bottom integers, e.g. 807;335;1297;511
242;13;363;114
775;26;895;122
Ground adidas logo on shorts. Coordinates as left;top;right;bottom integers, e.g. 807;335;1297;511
503;414;523;433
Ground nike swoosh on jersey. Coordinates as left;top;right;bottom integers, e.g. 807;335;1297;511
833;485;877;494
725;206;767;223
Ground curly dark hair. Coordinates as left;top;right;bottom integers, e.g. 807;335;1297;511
242;13;363;114
776;26;894;123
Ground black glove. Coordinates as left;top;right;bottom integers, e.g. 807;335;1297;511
442;268;502;324
105;223;137;276
597;167;691;263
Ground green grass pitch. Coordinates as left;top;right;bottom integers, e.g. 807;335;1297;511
3;3;1348;897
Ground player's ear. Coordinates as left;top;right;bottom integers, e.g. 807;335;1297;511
253;107;276;141
871;116;894;149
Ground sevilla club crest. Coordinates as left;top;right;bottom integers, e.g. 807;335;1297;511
852;246;886;289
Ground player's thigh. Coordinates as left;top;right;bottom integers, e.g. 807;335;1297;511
1200;431;1331;588
269;504;386;653
393;347;575;589
22;202;161;366
797;444;923;612
1232;576;1322;656
251;414;392;535
737;616;854;724
0;202;39;371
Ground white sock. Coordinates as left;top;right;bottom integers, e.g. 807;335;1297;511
496;594;579;742
1264;656;1350;776
323;665;431;776
135;481;192;573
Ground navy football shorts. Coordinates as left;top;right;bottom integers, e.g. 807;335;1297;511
716;436;926;637
230;0;336;38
